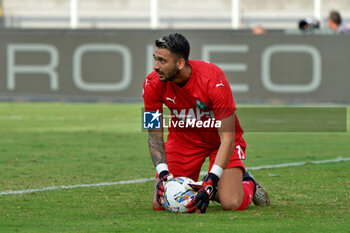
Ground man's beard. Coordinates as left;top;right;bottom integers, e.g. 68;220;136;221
159;67;180;82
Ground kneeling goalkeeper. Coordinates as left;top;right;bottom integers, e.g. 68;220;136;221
143;33;270;213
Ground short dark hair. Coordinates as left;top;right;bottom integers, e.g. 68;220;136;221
329;11;342;25
155;33;190;63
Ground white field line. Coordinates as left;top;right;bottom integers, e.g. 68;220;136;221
1;157;349;196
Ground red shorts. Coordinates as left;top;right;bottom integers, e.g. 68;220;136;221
160;140;246;181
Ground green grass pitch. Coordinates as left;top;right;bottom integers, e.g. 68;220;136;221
0;103;349;232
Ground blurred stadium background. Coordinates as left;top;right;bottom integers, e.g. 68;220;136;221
1;0;350;30
0;0;350;104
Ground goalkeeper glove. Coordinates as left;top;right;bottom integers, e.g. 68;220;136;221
186;172;219;213
156;170;173;206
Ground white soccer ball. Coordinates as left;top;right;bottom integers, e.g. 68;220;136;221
164;177;196;213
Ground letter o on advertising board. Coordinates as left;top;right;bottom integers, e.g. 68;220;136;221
73;44;132;91
262;45;322;93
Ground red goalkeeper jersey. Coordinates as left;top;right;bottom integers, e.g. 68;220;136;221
143;60;246;150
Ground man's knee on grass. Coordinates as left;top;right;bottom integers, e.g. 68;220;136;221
220;195;244;210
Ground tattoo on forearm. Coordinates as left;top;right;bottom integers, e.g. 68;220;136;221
148;133;166;166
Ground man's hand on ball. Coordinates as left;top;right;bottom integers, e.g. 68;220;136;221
156;171;173;206
186;173;219;213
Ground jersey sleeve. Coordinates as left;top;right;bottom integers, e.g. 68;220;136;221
208;67;236;120
142;75;163;112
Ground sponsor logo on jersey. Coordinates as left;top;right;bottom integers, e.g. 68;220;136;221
216;80;224;87
145;79;150;87
196;100;208;110
166;96;176;104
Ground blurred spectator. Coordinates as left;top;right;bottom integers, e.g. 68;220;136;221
298;18;320;33
327;11;349;35
252;25;266;35
0;0;3;28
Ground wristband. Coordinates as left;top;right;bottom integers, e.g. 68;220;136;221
156;163;169;177
210;164;224;178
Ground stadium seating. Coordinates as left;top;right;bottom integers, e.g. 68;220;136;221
2;0;350;29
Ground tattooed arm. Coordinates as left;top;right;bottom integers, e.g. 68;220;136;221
148;128;167;167
148;127;173;209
